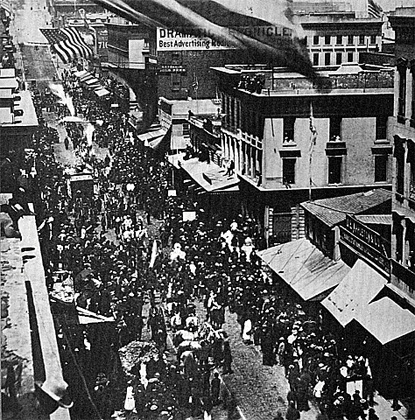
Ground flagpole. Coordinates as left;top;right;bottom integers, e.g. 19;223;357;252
308;102;317;202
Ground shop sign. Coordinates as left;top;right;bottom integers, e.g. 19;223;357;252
158;64;187;74
157;28;234;51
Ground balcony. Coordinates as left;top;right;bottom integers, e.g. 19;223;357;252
339;215;391;274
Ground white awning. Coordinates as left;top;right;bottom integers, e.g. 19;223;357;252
94;88;110;97
258;239;351;301
322;259;387;327
355;297;415;345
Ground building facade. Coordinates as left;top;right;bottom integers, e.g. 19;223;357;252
389;8;415;303
213;63;394;245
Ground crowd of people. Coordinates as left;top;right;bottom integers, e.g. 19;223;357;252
1;63;388;420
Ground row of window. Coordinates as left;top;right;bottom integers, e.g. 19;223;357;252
283;115;388;142
313;51;357;66
282;155;388;185
310;34;377;46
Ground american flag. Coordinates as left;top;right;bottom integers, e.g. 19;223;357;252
40;27;93;64
368;0;383;18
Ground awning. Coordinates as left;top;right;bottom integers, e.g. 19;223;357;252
84;78;100;86
321;259;387;327
258;238;351;301
177;156;239;193
74;70;88;78
137;127;170;150
80;75;96;83
354;297;415;345
94;88;110;97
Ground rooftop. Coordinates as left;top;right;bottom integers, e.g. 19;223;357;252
1;211;70;419
0;90;38;128
301;188;391;227
212;64;394;97
389;7;415;17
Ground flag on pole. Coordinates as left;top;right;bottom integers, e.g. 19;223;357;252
368;0;383;18
309;102;317;143
40;27;93;64
308;101;317;200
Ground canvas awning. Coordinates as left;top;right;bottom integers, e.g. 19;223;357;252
94;88;110;97
137;127;171;150
355;297;415;345
173;156;239;193
321;259;387;327
258;238;351;301
74;70;88;78
137;127;167;142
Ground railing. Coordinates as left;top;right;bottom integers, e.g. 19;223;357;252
339;216;391;273
269;71;394;92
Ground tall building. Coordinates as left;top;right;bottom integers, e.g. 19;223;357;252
212;63;394;245
389;8;415;308
300;13;383;67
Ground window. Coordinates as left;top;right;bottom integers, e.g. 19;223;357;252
374;155;388;182
336;53;342;65
396;144;405;195
273;213;293;244
359;35;365;45
325;35;331;45
329;116;342;140
412;70;415;125
376;115;388;139
171;52;181;65
394;219;403;263
398;60;407;122
336;35;343;45
283;159;296;185
325;53;331;66
410;145;415;197
171;73;181;91
347;52;354;62
328;157;342;184
182;123;190;136
347;35;354;45
283;117;296;142
313;53;319;66
313;35;319;45
370;35;377;44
